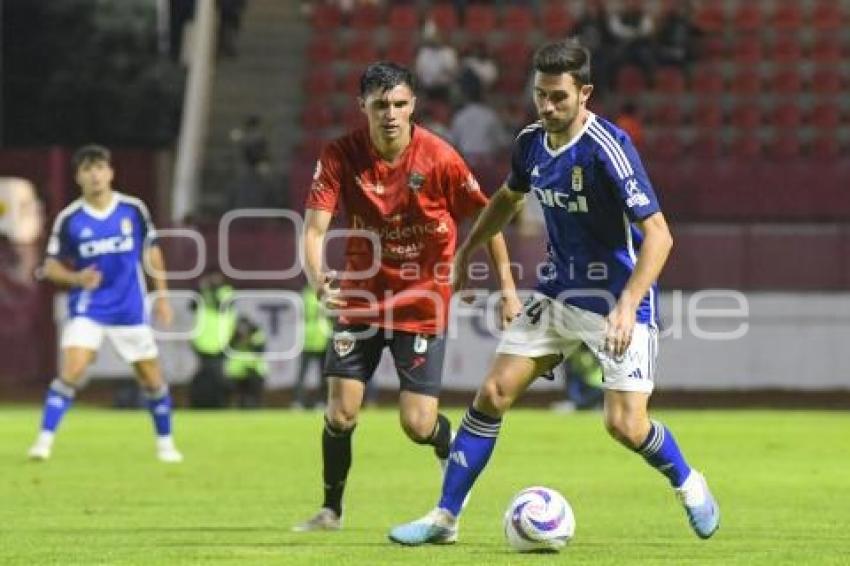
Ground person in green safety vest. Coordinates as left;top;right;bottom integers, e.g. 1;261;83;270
225;316;267;409
292;285;332;409
552;343;604;412
189;270;237;408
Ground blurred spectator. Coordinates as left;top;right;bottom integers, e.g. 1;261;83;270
615;102;644;148
226;168;276;210
230;115;271;173
571;0;615;93
449;84;509;164
459;41;499;96
227;115;276;210
609;0;657;85
218;0;246;58
292;285;332;409
169;0;196;62
654;0;702;75
225;316;267;409
415;23;459;102
189;271;236;408
419;100;454;142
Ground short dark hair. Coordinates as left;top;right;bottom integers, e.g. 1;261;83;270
359;61;416;97
533;41;591;86
72;144;111;172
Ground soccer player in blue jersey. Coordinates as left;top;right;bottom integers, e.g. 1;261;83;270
27;145;183;463
389;41;719;544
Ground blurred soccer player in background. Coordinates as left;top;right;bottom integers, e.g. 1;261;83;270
293;62;521;532
27;144;182;463
390;40;719;545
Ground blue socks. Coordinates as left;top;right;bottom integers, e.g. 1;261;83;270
40;378;76;433
636;420;692;487
438;407;502;516
144;385;174;437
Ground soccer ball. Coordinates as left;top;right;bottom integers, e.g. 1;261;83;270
503;486;575;552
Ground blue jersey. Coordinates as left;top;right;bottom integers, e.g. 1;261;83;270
506;114;661;325
46;192;157;325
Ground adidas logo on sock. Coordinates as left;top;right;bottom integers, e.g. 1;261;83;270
449;450;468;468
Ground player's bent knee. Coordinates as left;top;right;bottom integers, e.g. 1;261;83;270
325;408;358;432
400;415;435;443
603;415;646;448
476;378;515;416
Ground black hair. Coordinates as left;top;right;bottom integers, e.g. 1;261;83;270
71;144;111;172
359;61;416;97
532;40;592;86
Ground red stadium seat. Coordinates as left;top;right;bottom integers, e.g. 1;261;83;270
810;0;845;31
340;104;366;130
385;35;416;64
495;67;528;96
699;35;726;61
428;3;459;33
729;133;762;158
652;103;684;128
732;37;762;64
768;68;803;96
770;36;802;64
300;104;336;131
306;34;336;63
771;3;802;30
465;4;498;36
730;70;761;96
730;104;762;129
693;100;724;130
340;69;363;95
541;2;575;38
770;103;802;129
495;38;532;71
349;3;382;30
303;69;336;93
310;3;343;31
646;130;684;160
615;66;648;96
694;2;725;32
387;5;419;31
345;35;381;65
295;136;326;161
502;5;535;34
811;37;843;64
810;103;842;130
691;65;725;94
691;132;723;158
811;133;841;159
655;67;686;94
766;131;801;159
811;68;843;95
732;3;762;31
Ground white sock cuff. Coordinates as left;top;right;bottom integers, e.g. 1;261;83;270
50;378;77;398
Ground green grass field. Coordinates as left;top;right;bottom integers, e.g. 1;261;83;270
1;407;848;565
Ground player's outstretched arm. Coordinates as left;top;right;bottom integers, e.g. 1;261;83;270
483;233;521;328
454;186;525;292
302;208;345;308
144;245;173;327
42;257;102;290
606;212;673;357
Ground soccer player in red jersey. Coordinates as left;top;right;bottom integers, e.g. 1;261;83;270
293;62;521;532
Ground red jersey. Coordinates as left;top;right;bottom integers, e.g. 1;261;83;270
306;125;487;335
